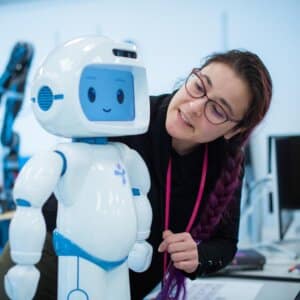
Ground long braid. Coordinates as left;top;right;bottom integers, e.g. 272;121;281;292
192;137;245;241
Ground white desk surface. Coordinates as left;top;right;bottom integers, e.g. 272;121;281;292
145;246;300;300
145;277;300;300
203;277;300;300
210;245;300;300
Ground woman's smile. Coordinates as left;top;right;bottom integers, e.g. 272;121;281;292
177;109;194;129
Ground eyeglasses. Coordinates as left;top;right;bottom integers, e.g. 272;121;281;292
185;68;243;125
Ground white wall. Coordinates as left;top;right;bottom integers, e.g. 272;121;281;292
226;0;300;179
0;0;225;154
0;0;300;179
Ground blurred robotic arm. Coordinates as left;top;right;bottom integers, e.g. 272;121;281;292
0;42;34;101
0;42;34;210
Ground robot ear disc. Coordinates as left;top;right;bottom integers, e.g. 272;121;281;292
37;86;53;111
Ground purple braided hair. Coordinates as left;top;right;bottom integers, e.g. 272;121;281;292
157;50;272;300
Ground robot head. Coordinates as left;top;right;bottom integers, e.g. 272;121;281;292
31;36;149;138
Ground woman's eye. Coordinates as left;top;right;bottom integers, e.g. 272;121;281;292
212;105;225;118
195;83;205;93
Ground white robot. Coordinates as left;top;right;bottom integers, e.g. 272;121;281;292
4;36;153;300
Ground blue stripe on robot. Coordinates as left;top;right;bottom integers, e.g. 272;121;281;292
132;188;141;196
66;257;90;300
54;150;67;176
53;230;127;271
16;198;31;207
66;257;89;300
114;163;126;185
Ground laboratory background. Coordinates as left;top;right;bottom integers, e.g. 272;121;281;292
0;1;299;299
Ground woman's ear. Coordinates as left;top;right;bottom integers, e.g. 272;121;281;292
224;126;246;140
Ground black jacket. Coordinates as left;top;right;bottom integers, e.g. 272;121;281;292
43;92;242;300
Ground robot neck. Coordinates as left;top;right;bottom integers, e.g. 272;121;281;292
72;137;108;144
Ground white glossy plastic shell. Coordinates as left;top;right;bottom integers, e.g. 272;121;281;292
31;36;149;138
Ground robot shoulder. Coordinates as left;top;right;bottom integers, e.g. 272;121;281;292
13;150;64;208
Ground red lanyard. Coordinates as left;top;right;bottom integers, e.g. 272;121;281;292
163;144;208;274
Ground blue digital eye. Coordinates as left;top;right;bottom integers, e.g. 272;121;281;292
88;87;96;103
117;89;124;104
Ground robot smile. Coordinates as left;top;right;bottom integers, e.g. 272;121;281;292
103;108;112;113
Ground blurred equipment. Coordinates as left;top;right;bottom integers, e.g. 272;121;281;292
0;42;34;212
239;143;271;244
254;135;300;259
268;135;300;242
225;249;266;272
239;135;300;259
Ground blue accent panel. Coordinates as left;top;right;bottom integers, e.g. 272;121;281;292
79;65;135;121
37;86;53;111
53;150;67;176
132;188;140;196
72;137;107;144
16;198;31;207
18;156;30;169
53;94;64;100
31;97;35;102
52;230;127;271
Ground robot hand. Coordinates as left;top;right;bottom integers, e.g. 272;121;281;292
128;241;153;273
4;265;40;300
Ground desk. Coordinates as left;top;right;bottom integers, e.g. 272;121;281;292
145;247;300;300
205;277;300;300
145;276;300;300
218;248;300;282
211;246;300;300
144;276;300;300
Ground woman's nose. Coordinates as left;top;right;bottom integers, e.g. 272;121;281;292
189;99;204;117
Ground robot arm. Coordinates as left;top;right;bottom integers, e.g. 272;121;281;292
10;150;63;262
115;142;152;240
0;42;34;147
0;42;34;211
115;142;153;272
0;42;34;101
4;150;64;300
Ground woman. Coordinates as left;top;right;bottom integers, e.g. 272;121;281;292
0;49;272;300
125;49;271;299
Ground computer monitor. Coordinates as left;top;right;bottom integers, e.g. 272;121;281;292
268;135;300;241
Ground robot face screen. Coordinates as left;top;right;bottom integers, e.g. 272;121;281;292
79;65;135;121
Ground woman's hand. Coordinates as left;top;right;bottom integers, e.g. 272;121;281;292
158;230;199;273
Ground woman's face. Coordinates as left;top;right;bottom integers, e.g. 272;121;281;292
165;62;251;154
